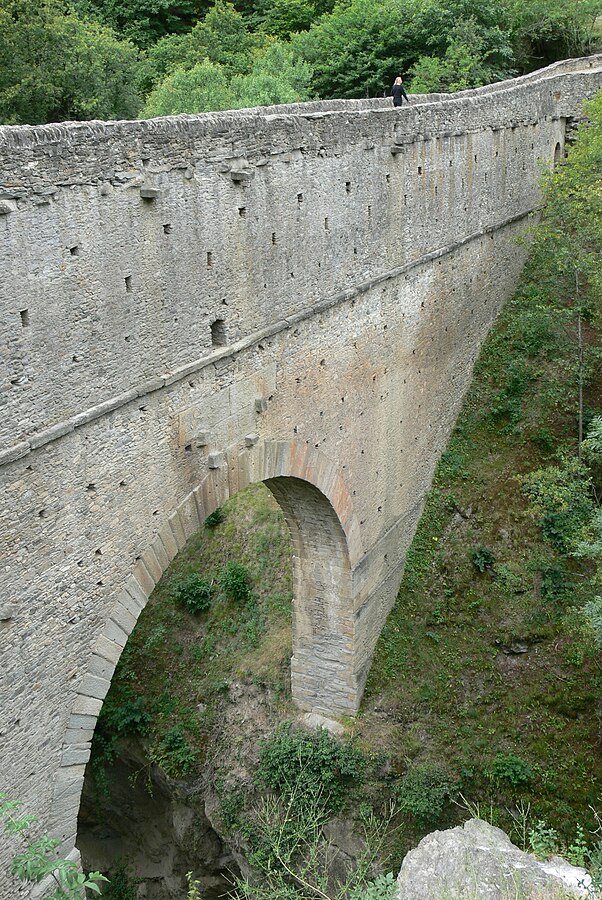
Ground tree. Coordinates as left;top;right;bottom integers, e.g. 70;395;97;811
505;0;602;72
409;18;515;93
255;0;317;40
71;0;209;47
292;0;516;100
143;0;267;91
0;0;141;124
141;42;312;115
232;42;313;107
141;59;235;115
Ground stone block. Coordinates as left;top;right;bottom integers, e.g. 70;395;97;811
140;186;162;199
244;433;259;448
208;451;225;469
168;511;187;550
123;575;147;611
61;746;91;767
87;653;115;681
72;695;103;717
159;524;179;562
132;559;155;597
110;600;138;636
103;618;129;648
78;673;111;700
178;492;201;538
141;546;163;584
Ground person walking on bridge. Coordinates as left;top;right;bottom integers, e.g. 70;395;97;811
391;76;409;107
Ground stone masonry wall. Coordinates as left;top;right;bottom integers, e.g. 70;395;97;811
0;56;601;897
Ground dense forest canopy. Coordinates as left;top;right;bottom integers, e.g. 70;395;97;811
0;0;600;123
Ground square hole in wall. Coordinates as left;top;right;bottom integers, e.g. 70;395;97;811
211;318;227;347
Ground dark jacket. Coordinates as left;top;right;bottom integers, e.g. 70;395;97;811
391;83;409;105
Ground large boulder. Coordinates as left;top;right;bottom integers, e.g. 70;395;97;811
396;818;594;899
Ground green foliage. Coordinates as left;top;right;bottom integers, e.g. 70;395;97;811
218;560;253;604
142;40;312;115
102;860;140;899
0;0;141;125
148;724;198;776
0;796;108;897
144;0;267;89
471;546;496;572
72;0;208;48
521;458;594;553
204;506;225;528
528;819;560;858
395;765;457;825
349;872;398;900
99;692;151;736
186;871;203;900
231;42;313;107
255;0;317;39
488;752;533;791
173;573;214;614
409;17;515;93
256;724;367;812
232;789;396;900
142;60;236;116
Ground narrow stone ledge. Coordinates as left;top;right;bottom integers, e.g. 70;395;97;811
0;441;30;465
29;420;74;450
136;376;165;396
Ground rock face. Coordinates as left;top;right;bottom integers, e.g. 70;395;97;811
396;819;594;899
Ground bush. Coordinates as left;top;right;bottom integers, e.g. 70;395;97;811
471;546;496;572
103;860;140;899
219;561;253;604
256;723;367;812
395;764;457;825
100;693;150;737
488;752;533;790
173;574;213;614
149;725;197;777
204;507;225;528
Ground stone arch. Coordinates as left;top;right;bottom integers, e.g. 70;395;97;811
48;440;362;848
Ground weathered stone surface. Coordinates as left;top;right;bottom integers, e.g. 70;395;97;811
1;59;601;896
396;819;594;899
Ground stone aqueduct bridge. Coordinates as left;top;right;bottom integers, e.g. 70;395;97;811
1;54;601;892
